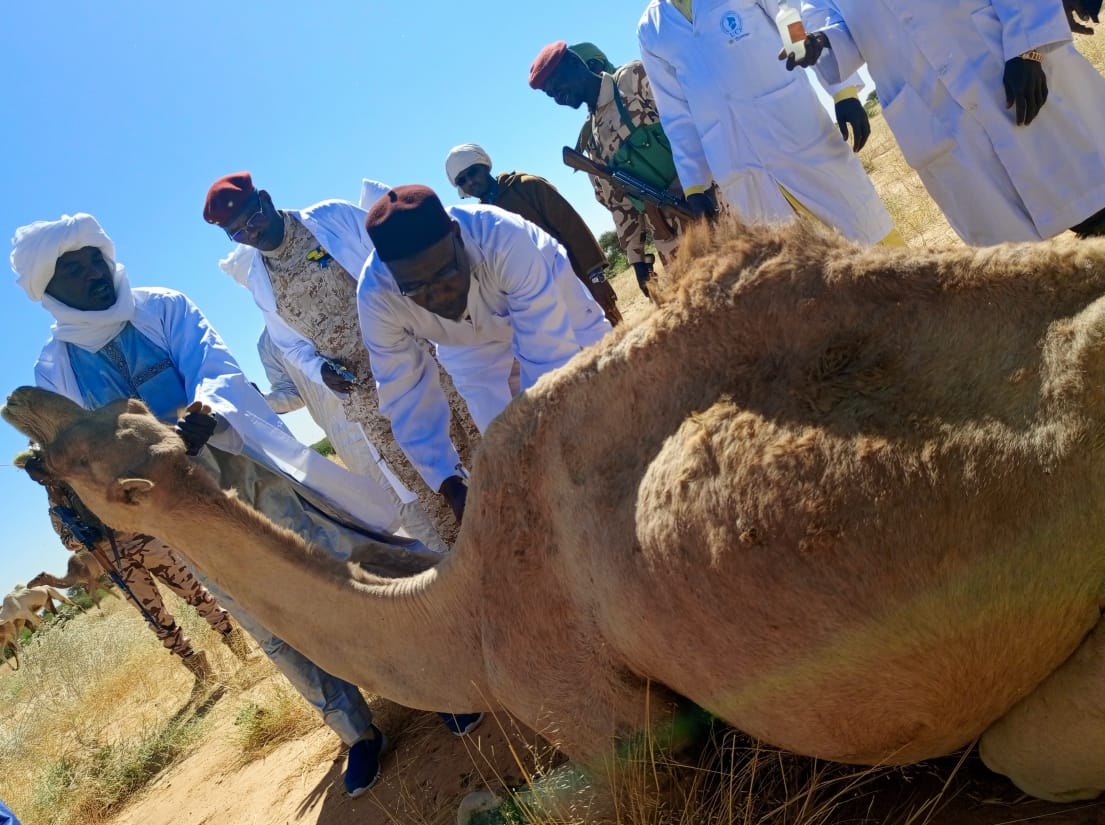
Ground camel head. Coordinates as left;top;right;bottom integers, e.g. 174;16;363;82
2;386;87;446
2;386;193;533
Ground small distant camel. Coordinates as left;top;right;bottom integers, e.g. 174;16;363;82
0;584;78;670
29;550;117;609
0;583;79;634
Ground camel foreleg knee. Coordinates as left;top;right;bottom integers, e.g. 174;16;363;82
980;618;1105;802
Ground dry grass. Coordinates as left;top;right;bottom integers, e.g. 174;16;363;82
0;590;289;825
230;680;321;764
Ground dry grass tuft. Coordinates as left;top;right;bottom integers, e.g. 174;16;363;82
230;681;321;764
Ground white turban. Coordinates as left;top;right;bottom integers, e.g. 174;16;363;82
358;178;392;211
10;213;116;302
445;144;492;199
10;212;134;350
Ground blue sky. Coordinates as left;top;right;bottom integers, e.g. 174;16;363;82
0;1;857;589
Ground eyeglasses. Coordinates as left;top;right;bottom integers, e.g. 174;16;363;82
397;237;463;299
224;200;267;243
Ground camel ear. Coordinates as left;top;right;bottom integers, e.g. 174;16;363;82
111;478;155;505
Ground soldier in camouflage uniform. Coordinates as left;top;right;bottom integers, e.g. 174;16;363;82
17;452;250;678
533;42;712;297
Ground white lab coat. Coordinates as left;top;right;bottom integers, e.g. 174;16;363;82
805;0;1105;245
34;287;402;532
637;0;892;244
237;199;375;386
357;205;611;490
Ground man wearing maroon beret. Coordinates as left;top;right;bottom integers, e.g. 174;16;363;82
357;185;612;522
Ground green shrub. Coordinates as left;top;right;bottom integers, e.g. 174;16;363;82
599;229;629;276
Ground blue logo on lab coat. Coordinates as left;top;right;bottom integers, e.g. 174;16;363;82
720;10;748;40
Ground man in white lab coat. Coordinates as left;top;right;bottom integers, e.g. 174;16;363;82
636;0;899;246
358;185;611;522
791;0;1105;245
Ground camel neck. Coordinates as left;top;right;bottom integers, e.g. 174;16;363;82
154;489;491;710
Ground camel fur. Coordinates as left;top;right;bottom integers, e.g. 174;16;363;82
29;550;117;609
6;219;1105;804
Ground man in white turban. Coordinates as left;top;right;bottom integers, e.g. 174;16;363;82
444;143;624;324
9;212;479;796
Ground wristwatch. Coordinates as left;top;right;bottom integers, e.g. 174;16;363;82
1020;49;1043;62
588;268;608;285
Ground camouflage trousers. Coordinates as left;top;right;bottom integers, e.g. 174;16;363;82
105;534;233;658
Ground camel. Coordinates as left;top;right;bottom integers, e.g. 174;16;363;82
28;550;118;609
0;584;77;633
5;219;1105;806
0;584;79;671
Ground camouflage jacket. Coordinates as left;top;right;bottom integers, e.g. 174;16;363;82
581;60;682;264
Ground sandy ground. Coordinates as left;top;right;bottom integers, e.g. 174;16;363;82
107;678;552;825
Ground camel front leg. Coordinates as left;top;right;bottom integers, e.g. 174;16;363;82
980;616;1105;802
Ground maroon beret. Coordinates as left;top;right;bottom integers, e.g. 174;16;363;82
204;171;255;225
528;40;568;89
365;185;453;262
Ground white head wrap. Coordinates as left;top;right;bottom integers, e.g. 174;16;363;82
358;178;392;211
12;213;113;302
218;243;254;287
10;213;135;350
444;144;492;199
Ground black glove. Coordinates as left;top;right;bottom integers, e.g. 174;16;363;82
779;31;830;70
1004;56;1049;126
320;361;356;394
834;97;871;152
438;475;468;524
176;402;217;456
632;261;652;298
1064;0;1101;33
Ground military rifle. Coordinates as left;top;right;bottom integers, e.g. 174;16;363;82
562;146;696;219
50;503;168;630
